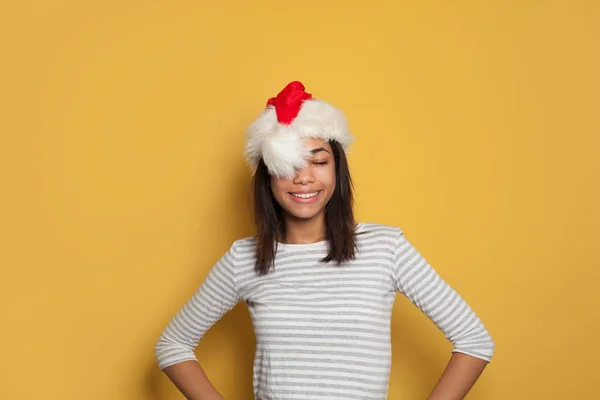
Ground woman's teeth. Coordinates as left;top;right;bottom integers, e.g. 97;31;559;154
291;191;319;199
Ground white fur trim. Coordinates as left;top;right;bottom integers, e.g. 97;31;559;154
245;99;354;178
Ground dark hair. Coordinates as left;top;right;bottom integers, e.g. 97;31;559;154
251;139;358;275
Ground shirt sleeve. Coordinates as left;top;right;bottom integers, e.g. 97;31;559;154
392;228;495;362
155;241;241;370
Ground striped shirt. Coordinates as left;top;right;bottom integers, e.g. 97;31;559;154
155;222;494;399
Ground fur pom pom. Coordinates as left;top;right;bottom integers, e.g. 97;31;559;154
260;126;311;179
245;107;310;178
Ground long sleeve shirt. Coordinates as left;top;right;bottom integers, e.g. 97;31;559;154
155;222;495;399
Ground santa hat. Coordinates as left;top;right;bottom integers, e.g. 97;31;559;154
244;81;354;179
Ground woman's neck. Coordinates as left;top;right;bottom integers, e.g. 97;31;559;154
281;213;327;245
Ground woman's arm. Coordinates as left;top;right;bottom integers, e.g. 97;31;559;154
392;227;495;397
155;242;240;399
427;353;488;400
162;361;224;400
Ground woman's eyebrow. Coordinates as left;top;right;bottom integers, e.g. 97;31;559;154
310;147;331;155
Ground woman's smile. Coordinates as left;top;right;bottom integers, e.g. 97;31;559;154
289;190;322;204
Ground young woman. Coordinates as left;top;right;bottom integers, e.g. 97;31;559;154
155;81;495;400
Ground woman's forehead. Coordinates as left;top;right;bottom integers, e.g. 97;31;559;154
302;137;331;151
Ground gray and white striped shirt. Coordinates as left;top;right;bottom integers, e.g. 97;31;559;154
155;222;494;399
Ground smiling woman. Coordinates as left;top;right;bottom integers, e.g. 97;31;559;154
155;81;495;400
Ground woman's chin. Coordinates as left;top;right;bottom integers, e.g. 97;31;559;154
285;205;324;220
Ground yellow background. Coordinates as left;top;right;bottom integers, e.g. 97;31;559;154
1;1;598;399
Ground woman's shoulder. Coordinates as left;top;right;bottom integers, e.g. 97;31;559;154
357;221;403;237
229;234;257;253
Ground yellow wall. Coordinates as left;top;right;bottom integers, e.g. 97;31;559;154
1;1;598;399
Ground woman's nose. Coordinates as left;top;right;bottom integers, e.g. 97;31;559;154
294;167;314;184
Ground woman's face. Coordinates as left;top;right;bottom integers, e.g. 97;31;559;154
270;138;336;221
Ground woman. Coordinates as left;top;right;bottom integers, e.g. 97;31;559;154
155;81;495;400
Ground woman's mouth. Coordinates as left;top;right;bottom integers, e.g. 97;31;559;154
289;190;321;204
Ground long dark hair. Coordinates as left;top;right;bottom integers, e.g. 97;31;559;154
251;139;357;275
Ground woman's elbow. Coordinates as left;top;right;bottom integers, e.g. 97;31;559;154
453;330;495;362
154;335;197;371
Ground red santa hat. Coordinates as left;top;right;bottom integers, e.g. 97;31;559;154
244;81;355;179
